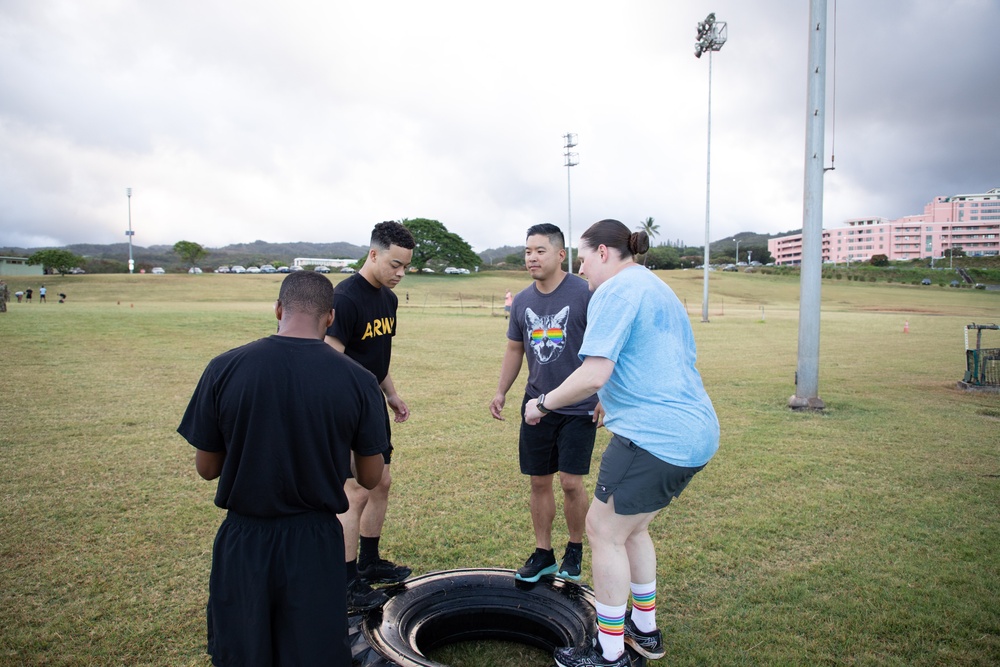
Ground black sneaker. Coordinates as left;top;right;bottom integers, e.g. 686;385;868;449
557;544;583;580
346;577;388;613
554;637;629;667
514;548;558;583
624;615;665;659
358;558;412;585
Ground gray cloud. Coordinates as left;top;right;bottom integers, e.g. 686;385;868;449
2;0;997;252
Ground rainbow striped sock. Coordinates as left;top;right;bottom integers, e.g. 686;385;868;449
630;580;657;633
595;601;626;660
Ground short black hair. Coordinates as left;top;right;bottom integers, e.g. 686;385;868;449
372;221;416;251
526;223;565;249
277;271;334;318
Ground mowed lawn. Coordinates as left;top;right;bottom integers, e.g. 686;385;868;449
1;271;998;666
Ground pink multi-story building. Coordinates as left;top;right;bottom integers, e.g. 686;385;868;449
769;187;1000;265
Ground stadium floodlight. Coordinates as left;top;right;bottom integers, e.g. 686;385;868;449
694;12;727;322
563;133;579;272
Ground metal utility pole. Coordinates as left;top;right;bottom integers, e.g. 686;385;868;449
789;0;828;411
126;187;135;274
695;12;727;323
563;133;579;272
734;237;741;264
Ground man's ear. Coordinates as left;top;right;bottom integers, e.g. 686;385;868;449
325;309;335;329
274;301;283;321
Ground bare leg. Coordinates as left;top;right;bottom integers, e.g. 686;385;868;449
558;472;588;543
529;474;556;550
339;478;370;563
586;496;658;606
359;463;392;538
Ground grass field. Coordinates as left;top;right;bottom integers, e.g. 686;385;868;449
1;270;998;666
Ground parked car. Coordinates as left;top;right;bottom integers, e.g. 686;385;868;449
188;267;203;274
950;280;961;288
260;264;276;273
314;265;330;273
921;278;931;285
231;265;246;274
151;267;166;274
421;268;435;273
457;268;470;274
290;265;304;271
444;267;461;274
276;266;291;273
215;266;230;273
246;266;261;274
340;267;356;273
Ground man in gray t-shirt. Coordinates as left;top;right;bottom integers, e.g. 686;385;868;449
490;224;598;583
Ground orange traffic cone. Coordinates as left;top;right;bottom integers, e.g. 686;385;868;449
903;320;909;333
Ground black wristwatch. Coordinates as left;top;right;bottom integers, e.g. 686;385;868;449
536;393;551;414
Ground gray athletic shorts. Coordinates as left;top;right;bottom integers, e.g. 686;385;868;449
594;434;705;515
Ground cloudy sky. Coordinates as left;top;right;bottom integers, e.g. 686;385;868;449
1;0;997;253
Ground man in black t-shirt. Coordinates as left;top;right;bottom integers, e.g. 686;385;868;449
178;271;388;665
326;220;416;611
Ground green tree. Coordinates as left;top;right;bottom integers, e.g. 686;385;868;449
173;240;208;267
870;254;889;267
644;245;680;270
27;249;84;274
637;217;660;266
402;218;480;270
638;217;660;240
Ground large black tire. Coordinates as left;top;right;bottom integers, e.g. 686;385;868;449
349;568;645;666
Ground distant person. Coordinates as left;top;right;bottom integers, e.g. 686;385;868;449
25;288;32;303
177;271;389;665
490;223;597;583
15;290;24;303
524;219;719;667
0;281;7;312
39;285;46;303
503;289;512;319
325;220;416;611
58;293;67;303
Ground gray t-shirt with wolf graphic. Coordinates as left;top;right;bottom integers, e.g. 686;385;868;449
506;273;598;416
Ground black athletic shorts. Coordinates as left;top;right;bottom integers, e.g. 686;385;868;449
206;511;349;666
518;393;597;476
594;434;705;515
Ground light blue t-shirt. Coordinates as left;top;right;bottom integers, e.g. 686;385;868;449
579;265;719;467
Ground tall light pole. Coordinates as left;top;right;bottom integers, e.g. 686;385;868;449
695;12;727;323
733;237;741;264
563;133;579;272
126;187;135;274
789;0;828;411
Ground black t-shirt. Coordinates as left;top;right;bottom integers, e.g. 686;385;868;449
326;273;398;384
177;335;388;517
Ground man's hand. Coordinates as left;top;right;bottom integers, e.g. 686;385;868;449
489;393;506;420
592;401;606;428
387;394;410;423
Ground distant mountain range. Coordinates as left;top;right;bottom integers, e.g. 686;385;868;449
1;230;791;270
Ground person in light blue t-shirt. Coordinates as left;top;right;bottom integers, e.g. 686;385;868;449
525;219;719;667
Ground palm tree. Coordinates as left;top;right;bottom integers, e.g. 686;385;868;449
637;217;660;266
